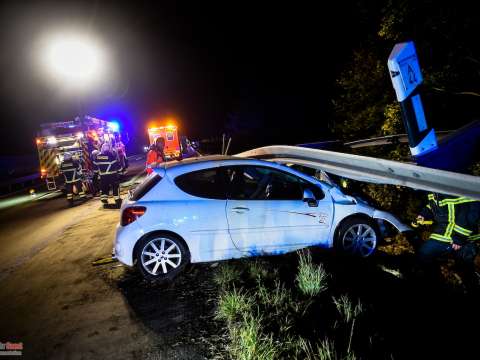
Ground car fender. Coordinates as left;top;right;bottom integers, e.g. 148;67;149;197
372;210;412;233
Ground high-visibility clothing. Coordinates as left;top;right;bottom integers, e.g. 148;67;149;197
99;174;120;204
93;152;120;175
60;159;81;183
419;193;480;245
146;149;165;174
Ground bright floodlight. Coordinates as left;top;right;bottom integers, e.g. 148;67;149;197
43;34;106;88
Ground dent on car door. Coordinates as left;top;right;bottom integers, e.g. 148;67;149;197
173;167;236;262
225;165;333;255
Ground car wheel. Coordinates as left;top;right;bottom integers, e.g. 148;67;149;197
135;233;190;282
335;217;380;257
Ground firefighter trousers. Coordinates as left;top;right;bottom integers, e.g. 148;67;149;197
99;174;120;204
418;239;479;292
65;180;86;202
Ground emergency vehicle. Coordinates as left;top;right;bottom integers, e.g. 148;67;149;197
147;125;181;160
36;116;119;190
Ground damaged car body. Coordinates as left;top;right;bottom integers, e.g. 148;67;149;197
114;156;411;281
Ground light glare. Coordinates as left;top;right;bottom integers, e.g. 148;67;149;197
43;34;105;88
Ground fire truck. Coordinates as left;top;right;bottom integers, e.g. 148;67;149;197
36;116;119;191
147;125;181;159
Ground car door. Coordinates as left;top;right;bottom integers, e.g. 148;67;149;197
173;167;239;262
225;165;333;255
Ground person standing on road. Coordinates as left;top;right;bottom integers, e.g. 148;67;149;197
91;149;100;196
93;143;122;208
146;137;166;174
60;152;86;205
114;132;128;173
412;193;480;294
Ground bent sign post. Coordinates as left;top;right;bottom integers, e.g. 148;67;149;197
388;42;437;158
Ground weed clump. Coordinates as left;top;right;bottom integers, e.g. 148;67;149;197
296;250;328;297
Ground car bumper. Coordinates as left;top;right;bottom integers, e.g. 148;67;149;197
114;221;145;267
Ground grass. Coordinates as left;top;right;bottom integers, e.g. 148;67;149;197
216;286;253;324
229;314;279;360
247;259;272;281
332;295;363;354
213;255;367;359
296;250;328;297
214;263;242;289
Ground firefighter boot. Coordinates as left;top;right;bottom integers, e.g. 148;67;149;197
66;193;74;206
115;198;122;209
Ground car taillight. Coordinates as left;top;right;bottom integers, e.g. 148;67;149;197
121;206;146;226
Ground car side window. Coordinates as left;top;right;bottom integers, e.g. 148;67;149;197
226;166;324;201
174;168;226;199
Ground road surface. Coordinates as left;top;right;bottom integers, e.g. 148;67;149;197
0;155;219;359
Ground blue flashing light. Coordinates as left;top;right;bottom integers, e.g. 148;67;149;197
107;121;120;132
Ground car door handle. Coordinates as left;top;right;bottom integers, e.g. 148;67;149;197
231;207;250;213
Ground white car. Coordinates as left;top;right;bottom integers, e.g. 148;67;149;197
114;156;410;281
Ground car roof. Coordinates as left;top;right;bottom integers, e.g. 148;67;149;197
163;155;240;169
163;155;270;175
160;155;326;186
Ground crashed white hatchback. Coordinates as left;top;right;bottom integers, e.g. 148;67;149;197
114;156;410;281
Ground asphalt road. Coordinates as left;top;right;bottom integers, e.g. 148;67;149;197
0;155;220;359
0;155;146;282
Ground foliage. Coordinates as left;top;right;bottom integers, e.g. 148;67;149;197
332;49;392;141
296;250;328;297
381;103;402;136
216;287;253;324
333;1;480;142
470;162;480;176
213;255;378;359
229;314;279;360
333;295;363;324
247;259;274;281
214;263;242;289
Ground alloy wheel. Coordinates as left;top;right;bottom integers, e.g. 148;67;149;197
141;237;182;275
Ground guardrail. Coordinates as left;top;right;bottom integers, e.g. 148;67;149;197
0;173;42;197
237;145;480;200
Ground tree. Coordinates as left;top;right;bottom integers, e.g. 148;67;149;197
333;1;480;143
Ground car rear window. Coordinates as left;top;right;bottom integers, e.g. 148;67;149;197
174;168;226;199
131;174;162;201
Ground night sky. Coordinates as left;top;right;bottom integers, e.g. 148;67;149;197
0;1;370;156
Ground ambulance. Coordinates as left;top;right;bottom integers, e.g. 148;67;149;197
147;125;181;160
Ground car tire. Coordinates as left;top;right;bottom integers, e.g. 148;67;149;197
135;233;190;282
335;216;380;257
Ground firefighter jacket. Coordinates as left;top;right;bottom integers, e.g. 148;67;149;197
418;193;480;245
146;149;165;174
93;152;120;176
60;159;82;183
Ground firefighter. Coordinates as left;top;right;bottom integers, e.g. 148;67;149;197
91;149;100;196
60;152;86;204
413;193;480;293
93;143;121;208
146;136;166;174
114;132;128;173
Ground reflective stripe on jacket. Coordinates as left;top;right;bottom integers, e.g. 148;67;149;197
60;160;81;183
421;193;480;245
93;153;120;176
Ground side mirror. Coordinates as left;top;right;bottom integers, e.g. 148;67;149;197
303;188;318;207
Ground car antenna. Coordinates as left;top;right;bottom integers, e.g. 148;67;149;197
224;137;232;155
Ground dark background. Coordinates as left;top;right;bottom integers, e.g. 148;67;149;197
0;1;478;157
0;1;370;156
